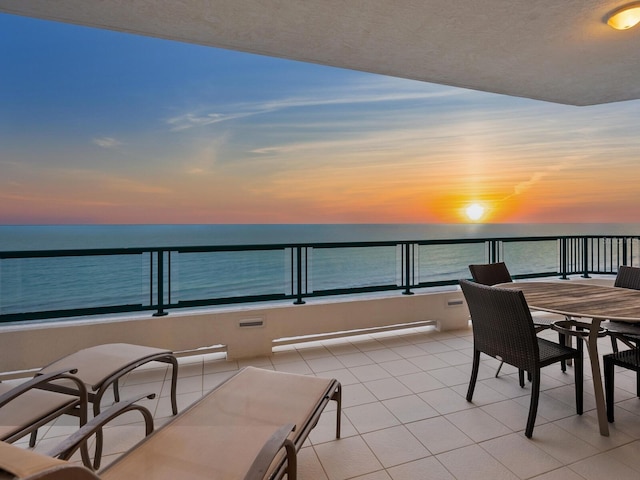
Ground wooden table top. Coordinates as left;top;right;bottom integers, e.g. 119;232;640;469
497;281;640;323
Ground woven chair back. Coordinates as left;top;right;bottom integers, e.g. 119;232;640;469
614;265;640;290
460;279;538;372
468;262;512;286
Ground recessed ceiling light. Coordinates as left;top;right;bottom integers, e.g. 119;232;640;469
606;2;640;30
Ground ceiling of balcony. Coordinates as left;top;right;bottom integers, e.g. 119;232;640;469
1;0;639;106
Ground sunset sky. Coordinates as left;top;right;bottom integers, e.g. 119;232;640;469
2;14;640;225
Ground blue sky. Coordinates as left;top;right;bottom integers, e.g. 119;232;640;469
2;13;640;225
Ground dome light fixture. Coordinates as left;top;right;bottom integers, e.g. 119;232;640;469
606;2;640;30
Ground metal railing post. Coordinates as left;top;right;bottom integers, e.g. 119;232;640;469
293;246;306;305
487;240;498;263
582;237;590;278
153;250;168;316
403;243;414;295
560;238;568;280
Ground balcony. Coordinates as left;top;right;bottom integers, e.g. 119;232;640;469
1;234;638;371
5;321;639;479
2;234;640;478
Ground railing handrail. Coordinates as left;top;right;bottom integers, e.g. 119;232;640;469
3;233;638;258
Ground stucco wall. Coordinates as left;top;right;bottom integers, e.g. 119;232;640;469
0;289;469;374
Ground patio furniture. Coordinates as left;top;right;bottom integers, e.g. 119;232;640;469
0;368;91;468
34;343;179;470
0;366;341;480
497;280;640;436
468;262;563;376
604;348;640;422
607;266;640;353
468;262;513;287
460;279;583;438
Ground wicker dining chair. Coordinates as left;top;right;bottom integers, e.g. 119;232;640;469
607;266;640;353
604;348;640;422
468;262;513;287
468;262;563;376
459;279;583;438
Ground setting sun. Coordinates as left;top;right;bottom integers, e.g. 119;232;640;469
465;203;485;222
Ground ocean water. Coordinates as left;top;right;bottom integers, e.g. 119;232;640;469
1;223;638;250
1;224;638;317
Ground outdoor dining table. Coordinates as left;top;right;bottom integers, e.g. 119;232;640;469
497;280;640;437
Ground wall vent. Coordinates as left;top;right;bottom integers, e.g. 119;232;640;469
238;318;264;328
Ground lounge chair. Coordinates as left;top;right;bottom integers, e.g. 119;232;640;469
36;344;178;416
0;368;91;467
31;343;179;470
0;366;341;480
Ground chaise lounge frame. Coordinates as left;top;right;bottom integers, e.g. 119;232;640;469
0;366;342;480
33;343;179;470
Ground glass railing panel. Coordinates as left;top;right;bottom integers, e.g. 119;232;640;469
631;237;640;267
309;246;397;291
172;249;287;301
502;240;557;276
417;242;486;284
0;254;147;315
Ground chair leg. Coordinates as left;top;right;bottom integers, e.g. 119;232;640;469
495;360;504;378
466;350;481;401
611;335;619;354
575;342;583;415
604;355;615;423
113;378;120;403
29;429;37;448
559;332;566;372
93;429;104;470
525;370;541;438
519;369;525;388
332;383;342;439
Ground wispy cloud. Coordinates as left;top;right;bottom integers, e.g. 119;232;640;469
165;80;468;132
166;112;256;131
501;160;573;201
93;137;122;148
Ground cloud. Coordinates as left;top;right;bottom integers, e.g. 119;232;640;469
165;80;468;132
502;160;573;200
93;137;122;148
166;112;255;131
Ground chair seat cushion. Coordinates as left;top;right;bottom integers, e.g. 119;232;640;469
0;384;78;441
605;348;640;370
39;344;173;390
101;367;336;480
537;338;578;367
606;321;640;339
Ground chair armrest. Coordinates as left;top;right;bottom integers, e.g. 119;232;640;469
46;393;156;463
244;423;297;480
0;441;100;480
0;369;87;409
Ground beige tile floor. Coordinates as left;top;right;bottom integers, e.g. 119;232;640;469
12;320;640;480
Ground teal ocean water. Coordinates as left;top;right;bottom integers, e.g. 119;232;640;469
1;223;638;250
1;224;638;317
